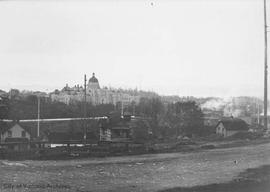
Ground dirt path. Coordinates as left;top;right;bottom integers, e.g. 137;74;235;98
0;143;270;192
160;165;270;192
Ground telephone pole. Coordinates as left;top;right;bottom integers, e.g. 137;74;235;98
264;0;268;130
84;74;87;144
37;96;40;138
121;100;124;117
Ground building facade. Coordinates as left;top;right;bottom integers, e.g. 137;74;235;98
50;73;140;106
0;123;31;151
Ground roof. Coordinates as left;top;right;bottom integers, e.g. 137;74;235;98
216;117;249;131
88;73;99;83
0;122;31;136
0;119;99;138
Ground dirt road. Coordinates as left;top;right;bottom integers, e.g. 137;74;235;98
0;143;270;192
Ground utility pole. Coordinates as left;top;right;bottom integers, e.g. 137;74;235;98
264;0;268;130
84;74;87;145
121;100;124;117
257;99;260;124
37;96;40;138
133;102;135;116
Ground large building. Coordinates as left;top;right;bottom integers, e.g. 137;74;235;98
50;73;141;105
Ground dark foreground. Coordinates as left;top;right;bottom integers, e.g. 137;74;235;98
0;142;270;192
161;165;270;192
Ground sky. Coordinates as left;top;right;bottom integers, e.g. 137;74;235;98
0;0;267;97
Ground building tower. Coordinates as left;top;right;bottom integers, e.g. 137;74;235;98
87;73;100;90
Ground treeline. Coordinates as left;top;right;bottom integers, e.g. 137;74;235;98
0;95;205;138
5;95;115;119
134;97;205;138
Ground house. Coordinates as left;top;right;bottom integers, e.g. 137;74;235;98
0;122;31;151
215;117;249;137
0;119;103;149
0;120;52;151
99;112;151;143
99;112;131;142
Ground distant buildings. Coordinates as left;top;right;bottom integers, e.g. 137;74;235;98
50;73;142;106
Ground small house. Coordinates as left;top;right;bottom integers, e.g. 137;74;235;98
0;122;31;151
99;112;131;142
99;112;151;143
215;117;249;137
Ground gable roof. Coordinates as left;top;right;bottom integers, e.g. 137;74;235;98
0;119;101;143
0;121;54;138
216;117;249;131
0;122;31;135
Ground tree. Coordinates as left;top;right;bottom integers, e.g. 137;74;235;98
132;119;150;143
173;101;204;136
159;103;182;138
137;97;164;137
0;96;9;119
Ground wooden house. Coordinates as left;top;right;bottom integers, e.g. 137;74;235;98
215;117;249;137
0;122;31;151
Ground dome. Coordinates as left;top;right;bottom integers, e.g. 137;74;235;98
89;73;99;83
87;73;100;90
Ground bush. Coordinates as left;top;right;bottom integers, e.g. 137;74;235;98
229;132;263;140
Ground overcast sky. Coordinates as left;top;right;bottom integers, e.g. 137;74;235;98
0;0;267;97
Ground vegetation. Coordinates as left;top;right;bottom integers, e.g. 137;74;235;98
0;94;205;139
3;96;114;119
134;97;204;138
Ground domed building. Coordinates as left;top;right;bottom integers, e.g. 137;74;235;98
87;73;100;90
51;72;141;106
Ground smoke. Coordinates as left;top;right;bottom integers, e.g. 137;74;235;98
224;108;242;117
202;97;244;117
201;98;227;111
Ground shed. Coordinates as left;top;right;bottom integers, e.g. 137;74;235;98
215;117;249;137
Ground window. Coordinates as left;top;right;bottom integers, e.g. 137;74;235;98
22;131;26;138
8;131;12;137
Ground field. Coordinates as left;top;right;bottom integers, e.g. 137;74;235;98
0;142;270;192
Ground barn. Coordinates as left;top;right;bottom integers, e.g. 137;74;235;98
215;117;249;137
